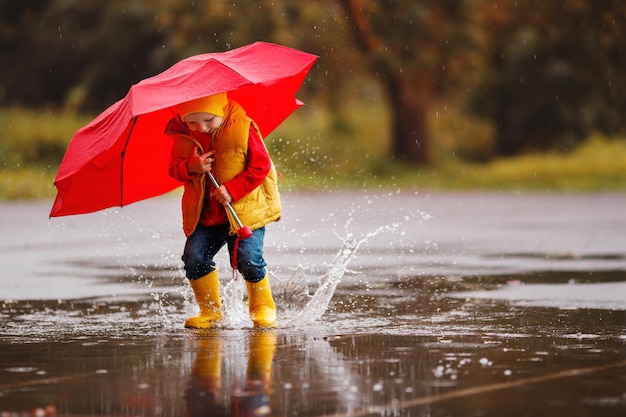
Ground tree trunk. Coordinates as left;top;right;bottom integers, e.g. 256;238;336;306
338;0;433;165
385;72;431;164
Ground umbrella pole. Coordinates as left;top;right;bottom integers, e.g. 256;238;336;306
207;172;253;239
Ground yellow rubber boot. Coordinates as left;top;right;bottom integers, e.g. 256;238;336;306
185;270;223;329
245;275;277;328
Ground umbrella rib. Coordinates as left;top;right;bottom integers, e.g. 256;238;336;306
120;116;138;208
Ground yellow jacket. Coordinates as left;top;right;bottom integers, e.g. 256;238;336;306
166;101;281;237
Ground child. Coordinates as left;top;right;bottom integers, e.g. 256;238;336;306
165;92;281;328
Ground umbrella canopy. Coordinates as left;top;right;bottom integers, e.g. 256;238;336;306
50;42;317;217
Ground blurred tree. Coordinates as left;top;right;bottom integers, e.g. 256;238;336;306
0;0;170;111
0;0;352;118
4;0;623;163
337;0;473;164
470;0;626;155
148;0;324;115
149;0;361;131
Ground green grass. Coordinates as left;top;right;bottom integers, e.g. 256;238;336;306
0;107;92;199
1;105;625;200
269;103;626;193
455;135;626;191
0;168;59;199
364;134;626;192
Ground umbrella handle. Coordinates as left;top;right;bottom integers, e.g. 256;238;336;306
207;172;253;239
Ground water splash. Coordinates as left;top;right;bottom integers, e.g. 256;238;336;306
221;277;247;327
277;237;362;327
275;222;400;327
181;220;401;329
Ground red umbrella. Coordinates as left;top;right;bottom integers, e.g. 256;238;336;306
50;42;317;217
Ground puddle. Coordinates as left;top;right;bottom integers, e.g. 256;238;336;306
2;194;626;416
1;313;624;416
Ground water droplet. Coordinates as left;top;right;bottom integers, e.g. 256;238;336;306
479;357;492;366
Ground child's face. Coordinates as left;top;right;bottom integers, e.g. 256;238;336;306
183;112;223;134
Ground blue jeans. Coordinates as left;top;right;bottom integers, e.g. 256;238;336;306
182;223;267;283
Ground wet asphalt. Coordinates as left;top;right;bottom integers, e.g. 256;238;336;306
1;191;625;416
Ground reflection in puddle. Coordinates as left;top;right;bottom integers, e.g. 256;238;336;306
185;330;275;417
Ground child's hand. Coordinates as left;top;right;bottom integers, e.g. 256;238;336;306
213;185;233;205
187;147;214;175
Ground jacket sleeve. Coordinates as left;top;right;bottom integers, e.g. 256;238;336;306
165;117;198;182
168;136;196;182
224;126;271;202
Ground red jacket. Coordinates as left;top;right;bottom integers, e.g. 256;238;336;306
166;100;281;236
